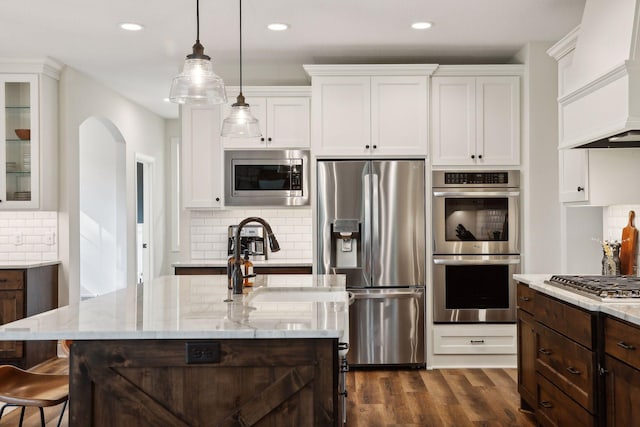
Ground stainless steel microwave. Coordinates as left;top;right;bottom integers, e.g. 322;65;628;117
224;150;310;206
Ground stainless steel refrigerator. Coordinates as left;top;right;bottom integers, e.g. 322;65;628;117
317;159;425;367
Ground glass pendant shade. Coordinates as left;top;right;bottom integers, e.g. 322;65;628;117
170;57;227;105
221;95;262;137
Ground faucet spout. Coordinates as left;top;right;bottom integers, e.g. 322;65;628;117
229;217;280;295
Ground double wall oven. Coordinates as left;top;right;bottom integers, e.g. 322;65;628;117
432;171;520;323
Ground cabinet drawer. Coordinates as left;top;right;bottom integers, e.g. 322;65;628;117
516;282;536;314
533;293;593;349
536;375;595;427
535;323;596;412
604;316;640;370
0;270;24;290
433;325;516;355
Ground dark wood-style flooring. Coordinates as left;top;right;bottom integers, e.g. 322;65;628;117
0;359;535;426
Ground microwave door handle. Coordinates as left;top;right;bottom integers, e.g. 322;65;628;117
432;191;520;198
433;257;521;265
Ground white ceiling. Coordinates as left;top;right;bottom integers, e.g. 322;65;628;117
0;0;586;119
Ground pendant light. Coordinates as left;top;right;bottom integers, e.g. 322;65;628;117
221;0;262;138
169;0;227;105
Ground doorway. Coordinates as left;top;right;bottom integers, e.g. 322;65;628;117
136;155;154;286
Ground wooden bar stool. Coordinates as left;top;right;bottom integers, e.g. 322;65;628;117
0;365;68;427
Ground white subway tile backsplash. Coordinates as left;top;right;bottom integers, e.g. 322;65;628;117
605;205;640;275
0;211;58;260
190;208;313;262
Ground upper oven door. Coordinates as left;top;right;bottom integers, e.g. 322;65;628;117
225;150;310;206
433;187;520;254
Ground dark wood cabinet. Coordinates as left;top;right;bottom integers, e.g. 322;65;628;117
602;316;640;426
174;265;313;275
0;265;58;368
517;283;537;409
70;338;339;426
517;282;597;426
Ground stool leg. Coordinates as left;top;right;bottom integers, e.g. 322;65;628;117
18;406;26;427
39;407;46;427
0;403;8;419
56;400;68;427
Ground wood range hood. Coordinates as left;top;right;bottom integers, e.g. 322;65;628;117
549;0;640;149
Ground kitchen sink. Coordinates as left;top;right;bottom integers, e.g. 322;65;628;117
245;287;351;304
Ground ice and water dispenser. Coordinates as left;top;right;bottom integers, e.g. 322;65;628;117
331;219;360;268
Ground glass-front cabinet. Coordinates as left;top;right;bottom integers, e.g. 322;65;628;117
0;74;39;208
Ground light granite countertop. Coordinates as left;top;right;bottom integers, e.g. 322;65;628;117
0;261;61;269
0;274;349;344
514;274;640;326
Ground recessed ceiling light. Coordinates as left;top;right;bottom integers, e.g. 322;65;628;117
411;22;433;30
267;23;289;31
119;22;144;32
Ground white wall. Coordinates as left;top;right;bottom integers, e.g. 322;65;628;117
515;43;562;273
79;118;127;298
58;67;169;305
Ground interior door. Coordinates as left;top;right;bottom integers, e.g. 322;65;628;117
371;160;425;286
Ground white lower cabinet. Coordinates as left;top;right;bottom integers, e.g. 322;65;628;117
432;324;517;355
181;105;223;209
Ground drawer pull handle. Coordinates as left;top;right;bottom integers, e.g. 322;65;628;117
617;341;636;351
539;401;553;409
470;340;485;344
538;348;552;356
520;296;530;302
566;366;581;375
0;279;7;283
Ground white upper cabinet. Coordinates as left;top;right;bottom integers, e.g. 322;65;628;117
221;88;310;149
181;105;223;209
559;149;588;203
305;65;435;157
0;60;60;210
431;73;521;166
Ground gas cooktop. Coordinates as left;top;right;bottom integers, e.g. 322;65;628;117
545;275;640;302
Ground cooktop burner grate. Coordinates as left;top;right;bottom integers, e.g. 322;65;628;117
546;275;640;300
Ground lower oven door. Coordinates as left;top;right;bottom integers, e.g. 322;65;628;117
433;255;520;323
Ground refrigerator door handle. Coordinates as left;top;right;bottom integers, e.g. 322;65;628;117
363;174;372;287
371;173;380;281
350;289;424;299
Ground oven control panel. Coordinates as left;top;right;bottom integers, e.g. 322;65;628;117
444;172;509;185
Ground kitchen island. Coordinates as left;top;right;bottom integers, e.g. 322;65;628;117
0;274;349;426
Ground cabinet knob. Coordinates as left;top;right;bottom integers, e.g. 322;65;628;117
538;348;552;356
215;197;220;202
478;154;483;159
373;145;377;149
520;296;531;302
365;145;370;149
539;401;553;409
471;154;475;159
577;186;584;192
261;137;265;142
267;137;272;142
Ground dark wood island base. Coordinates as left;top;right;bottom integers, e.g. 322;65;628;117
70;338;339;426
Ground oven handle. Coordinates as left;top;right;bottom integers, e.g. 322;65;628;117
433;191;520;198
433;257;521;265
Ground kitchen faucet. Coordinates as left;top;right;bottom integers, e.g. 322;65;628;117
228;217;280;295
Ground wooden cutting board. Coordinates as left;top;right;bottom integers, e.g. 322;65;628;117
620;210;638;275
